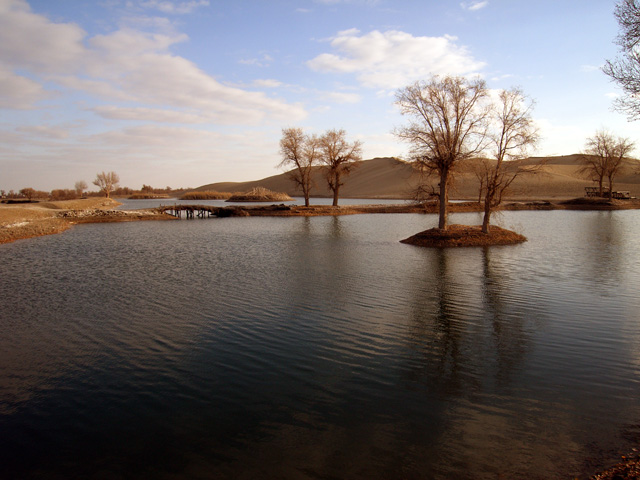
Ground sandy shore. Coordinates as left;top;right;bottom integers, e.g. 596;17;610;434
0;198;173;245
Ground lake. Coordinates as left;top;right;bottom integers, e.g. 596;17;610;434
1;208;640;479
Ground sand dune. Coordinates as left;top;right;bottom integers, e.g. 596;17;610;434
197;155;640;200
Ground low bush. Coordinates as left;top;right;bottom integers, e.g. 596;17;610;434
179;191;232;200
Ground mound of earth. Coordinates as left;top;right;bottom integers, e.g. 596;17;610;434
560;197;616;206
227;187;293;202
401;224;527;248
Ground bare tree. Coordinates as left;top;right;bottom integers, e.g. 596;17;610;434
581;130;635;198
318;129;362;206
279;127;320;207
93;171;120;198
481;88;539;233
603;0;640;119
394;75;490;229
75;180;88;197
606;137;635;196
19;187;36;201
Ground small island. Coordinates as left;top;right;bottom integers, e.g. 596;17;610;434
400;224;527;248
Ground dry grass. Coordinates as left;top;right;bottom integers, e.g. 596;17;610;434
129;194;170;199
227;187;293;202
179;191;232;200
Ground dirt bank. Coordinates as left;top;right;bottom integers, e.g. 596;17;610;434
0;198;173;245
3;197;640;245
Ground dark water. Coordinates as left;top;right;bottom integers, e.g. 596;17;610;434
1;210;640;479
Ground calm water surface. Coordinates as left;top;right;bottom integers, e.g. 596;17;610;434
1;209;640;479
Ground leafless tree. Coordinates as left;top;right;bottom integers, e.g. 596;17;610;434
75;180;88;197
318;129;362;206
603;0;640;119
394;75;490;229
93;171;120;198
19;187;36;201
581;130;635;198
481;88;539;233
279;127;320;207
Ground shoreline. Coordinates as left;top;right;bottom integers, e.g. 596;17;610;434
2;197;640;245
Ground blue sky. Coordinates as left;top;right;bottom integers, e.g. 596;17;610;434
0;0;634;191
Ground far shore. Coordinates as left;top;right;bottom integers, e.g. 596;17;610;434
2;196;640;245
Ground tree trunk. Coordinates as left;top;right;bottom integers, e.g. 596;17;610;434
302;184;310;206
332;171;340;206
608;177;614;200
482;195;492;234
302;173;311;207
598;178;604;197
438;170;448;229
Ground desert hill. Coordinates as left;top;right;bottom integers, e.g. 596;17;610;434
196;155;640;200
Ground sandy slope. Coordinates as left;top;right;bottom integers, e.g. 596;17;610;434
197;155;640;200
0;198;151;244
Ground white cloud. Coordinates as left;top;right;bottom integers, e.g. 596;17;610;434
253;79;284;88
461;1;488;11
322;91;362;104
139;0;209;15
313;0;380;5
307;29;486;89
0;2;306;123
605;92;620;99
314;0;380;7
490;73;515;82
15;125;69;139
580;64;601;73
0;0;86;74
239;54;274;67
0;67;50;109
92;106;211;123
535;118;587;156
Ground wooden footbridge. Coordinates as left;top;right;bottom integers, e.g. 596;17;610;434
157;203;292;219
157;204;235;219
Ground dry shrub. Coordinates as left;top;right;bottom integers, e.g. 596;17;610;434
179;191;232;200
227;187;293;202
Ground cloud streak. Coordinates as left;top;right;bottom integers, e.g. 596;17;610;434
461;1;488;11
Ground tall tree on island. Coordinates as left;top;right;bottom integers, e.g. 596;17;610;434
480;88;539;234
93;171;120;198
279;127;320;207
603;0;640;120
318;129;362;207
581;130;635;198
394;75;490;230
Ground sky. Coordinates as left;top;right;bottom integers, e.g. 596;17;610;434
0;0;636;191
